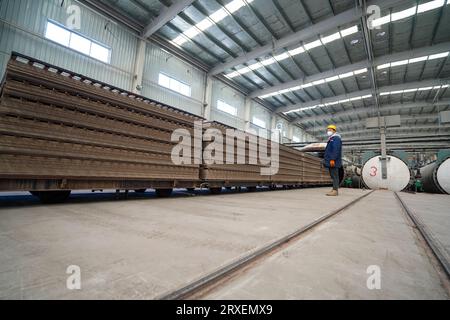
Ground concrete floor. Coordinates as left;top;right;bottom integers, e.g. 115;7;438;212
0;187;366;299
205;191;449;300
0;188;448;300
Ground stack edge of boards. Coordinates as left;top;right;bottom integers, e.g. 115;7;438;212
0;53;331;195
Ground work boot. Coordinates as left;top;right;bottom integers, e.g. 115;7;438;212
326;190;338;196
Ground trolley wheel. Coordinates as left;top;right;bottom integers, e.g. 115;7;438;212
247;186;257;192
155;189;173;198
30;191;71;204
269;185;277;190
210;187;222;195
186;188;195;192
134;189;147;193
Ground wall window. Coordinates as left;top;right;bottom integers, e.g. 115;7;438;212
158;73;192;97
45;20;111;63
293;136;301;143
252;116;266;129
217;100;237;116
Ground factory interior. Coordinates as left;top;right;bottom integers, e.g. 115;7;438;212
0;0;450;303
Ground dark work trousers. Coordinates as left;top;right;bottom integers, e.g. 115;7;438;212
329;167;340;190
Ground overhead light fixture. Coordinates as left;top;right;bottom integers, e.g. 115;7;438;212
284;94;372;113
428;51;449;60
376;31;386;37
325;75;339;82
210;8;228;22
313;79;325;85
350;39;359;45
391;7;417;21
339;72;354;79
171;0;254;47
197;19;213;31
288;47;305;56
408;56;428;63
417;0;446;13
225;0;246;13
390;59;409;67
304;39;322;50
274;52;290;61
261;57;276;66
377;63;391;70
379;84;448;96
224;24;359;78
258;68;368;99
354;68;368;75
372;15;391;28
321;32;341;44
340;25;359;37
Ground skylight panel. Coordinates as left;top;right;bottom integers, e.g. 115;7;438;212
428;52;449;60
417;0;446;13
372;15;391;27
304;39;322;51
321;32;341;44
340;25;358;37
408;56;428;63
391;7;417;21
391;59;409;67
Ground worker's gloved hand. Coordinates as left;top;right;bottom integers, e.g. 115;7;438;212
330;160;335;167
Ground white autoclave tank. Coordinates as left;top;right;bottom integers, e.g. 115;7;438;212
362;155;411;191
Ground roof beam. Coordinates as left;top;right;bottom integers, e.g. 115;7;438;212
208;0;405;76
313;115;441;133
278;79;450;114
298;100;450;126
317;125;450;138
142;0;196;38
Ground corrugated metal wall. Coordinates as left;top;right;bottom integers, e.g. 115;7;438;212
0;0;136;90
210;78;246;130
142;42;205;116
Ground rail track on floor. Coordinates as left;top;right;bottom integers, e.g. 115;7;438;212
394;192;450;279
158;190;375;300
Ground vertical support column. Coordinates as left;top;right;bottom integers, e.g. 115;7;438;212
380;125;388;180
132;39;146;95
203;76;213;120
244;98;251;131
288;125;294;141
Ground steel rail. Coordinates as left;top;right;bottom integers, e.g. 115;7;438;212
158;190;375;300
394;192;450;279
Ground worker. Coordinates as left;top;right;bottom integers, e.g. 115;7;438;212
323;125;342;196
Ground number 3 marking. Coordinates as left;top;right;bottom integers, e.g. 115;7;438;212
370;166;377;177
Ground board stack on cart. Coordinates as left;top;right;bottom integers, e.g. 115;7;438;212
200;121;272;186
0;53;202;191
271;144;304;185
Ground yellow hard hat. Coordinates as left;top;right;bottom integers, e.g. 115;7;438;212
327;124;337;131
